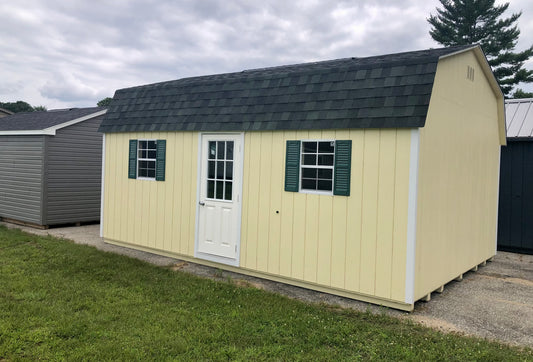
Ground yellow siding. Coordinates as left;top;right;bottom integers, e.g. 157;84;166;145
103;132;198;257
241;129;412;302
414;51;501;300
103;128;413;305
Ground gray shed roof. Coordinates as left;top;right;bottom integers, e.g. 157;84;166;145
100;45;476;133
0;107;106;133
505;98;533;139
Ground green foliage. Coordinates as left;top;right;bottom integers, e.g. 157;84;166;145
1;226;532;360
33;105;47;111
97;97;113;107
512;89;533;99
428;0;533;96
0;101;35;113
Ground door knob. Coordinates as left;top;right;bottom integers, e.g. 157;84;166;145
199;201;205;206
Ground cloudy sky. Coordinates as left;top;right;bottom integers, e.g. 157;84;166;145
1;0;532;109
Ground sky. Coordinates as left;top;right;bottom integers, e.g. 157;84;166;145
1;0;532;109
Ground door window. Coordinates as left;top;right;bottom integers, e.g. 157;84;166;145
207;141;234;201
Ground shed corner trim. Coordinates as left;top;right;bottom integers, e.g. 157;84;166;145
405;128;420;304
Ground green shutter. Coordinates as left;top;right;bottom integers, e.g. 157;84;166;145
285;140;301;192
156;139;166;181
333;140;352;196
128;139;137;179
155;140;167;181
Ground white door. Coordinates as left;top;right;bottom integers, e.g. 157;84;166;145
197;134;242;263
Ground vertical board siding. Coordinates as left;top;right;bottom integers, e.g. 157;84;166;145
498;141;533;254
415;51;501;300
103;132;198;256
45;116;103;224
241;129;412;302
0;135;45;224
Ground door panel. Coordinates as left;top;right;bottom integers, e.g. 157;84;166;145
197;134;242;262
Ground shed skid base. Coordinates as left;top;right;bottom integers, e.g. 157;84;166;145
104;238;415;312
0;217;48;230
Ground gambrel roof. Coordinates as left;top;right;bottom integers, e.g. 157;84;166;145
100;45;477;133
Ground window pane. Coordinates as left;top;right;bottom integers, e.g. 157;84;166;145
148;150;157;159
224;181;232;200
148;140;156;149
217;141;225;160
139;150;146;158
208;161;215;179
207;180;215;198
302;168;317;178
317;180;332;191
318;168;333;179
301;179;317;190
303;141;317;153
209;141;216;159
303;154;316;165
318;141;335;153
318;155;334;166
226;161;233;180
216;181;224;199
148;169;156;178
226;141;234;160
216;161;224;179
139;140;147;149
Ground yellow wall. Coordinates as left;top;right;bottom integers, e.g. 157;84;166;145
414;50;501;300
103;132;198;256
240;129;412;303
103;128;413;305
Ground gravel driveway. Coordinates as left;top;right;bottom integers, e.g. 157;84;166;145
4;222;532;348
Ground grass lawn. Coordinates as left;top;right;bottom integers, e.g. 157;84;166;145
0;225;531;361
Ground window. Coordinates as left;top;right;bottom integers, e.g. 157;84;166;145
285;139;351;196
207;140;234;201
137;140;157;178
301;141;335;192
128;139;166;181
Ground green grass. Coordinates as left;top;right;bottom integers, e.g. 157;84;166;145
0;225;531;361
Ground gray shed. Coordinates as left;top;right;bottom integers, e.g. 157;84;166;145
498;98;533;254
0;107;106;227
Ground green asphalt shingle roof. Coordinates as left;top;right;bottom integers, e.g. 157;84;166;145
99;45;476;133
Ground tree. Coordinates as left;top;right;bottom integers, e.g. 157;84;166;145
428;0;533;96
33;105;47;111
512;89;533;99
97;97;113;107
0;101;35;113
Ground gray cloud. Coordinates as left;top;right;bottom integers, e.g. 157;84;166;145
0;0;532;109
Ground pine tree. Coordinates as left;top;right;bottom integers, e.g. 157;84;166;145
428;0;533;96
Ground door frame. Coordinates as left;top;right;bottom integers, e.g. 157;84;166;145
194;132;244;266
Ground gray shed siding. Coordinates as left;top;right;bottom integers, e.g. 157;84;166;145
44;115;103;224
0;135;45;224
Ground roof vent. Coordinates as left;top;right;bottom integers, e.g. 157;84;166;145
467;66;475;82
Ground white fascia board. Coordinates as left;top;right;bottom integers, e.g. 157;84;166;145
0;109;107;136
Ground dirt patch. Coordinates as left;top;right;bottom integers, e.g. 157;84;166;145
408;315;463;334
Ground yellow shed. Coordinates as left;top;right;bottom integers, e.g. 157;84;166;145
99;45;505;311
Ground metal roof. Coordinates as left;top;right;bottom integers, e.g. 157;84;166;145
99;45;477;133
505;98;533;139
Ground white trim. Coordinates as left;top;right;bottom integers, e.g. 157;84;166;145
405;128;420;304
100;134;106;238
437;45;477;60
194;132;244;267
0;109;107;136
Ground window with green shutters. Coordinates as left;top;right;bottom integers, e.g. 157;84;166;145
285;140;351;196
128;139;166;181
